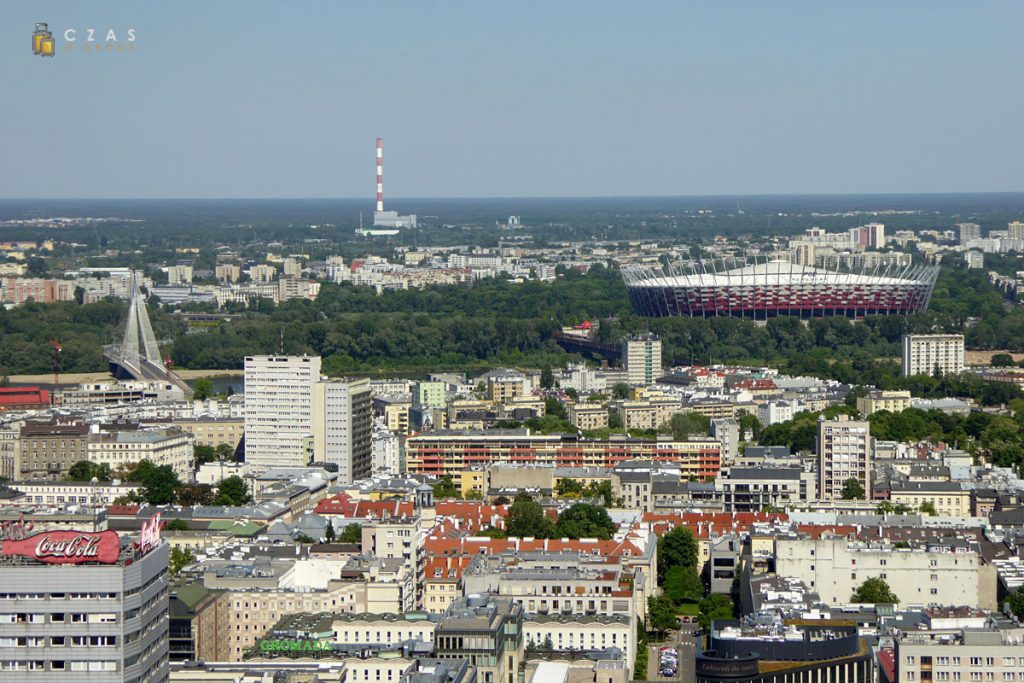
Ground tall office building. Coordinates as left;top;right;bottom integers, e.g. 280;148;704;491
1009;221;1024;240
622;335;662;386
901;334;965;378
0;516;169;681
957;222;981;245
244;355;321;472
817;415;873;500
312;378;373;484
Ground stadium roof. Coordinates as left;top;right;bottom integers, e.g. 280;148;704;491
627;259;932;288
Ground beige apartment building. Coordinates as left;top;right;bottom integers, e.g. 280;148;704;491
524;615;635;674
331;612;436;646
568;403;610;431
775;537;996;610
856;390;912;416
215;263;241;282
87;427;194;481
622;335;662;386
889;481;972;517
173;417;244;450
487;376;524;403
817;415;873;500
618;398;683;430
895;626;1024;683
14;421;90;480
196;561;413;661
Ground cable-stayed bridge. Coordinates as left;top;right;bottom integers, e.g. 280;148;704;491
103;275;191;397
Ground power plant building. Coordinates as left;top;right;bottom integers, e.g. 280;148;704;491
372;137;417;229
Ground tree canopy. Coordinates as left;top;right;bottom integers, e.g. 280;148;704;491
124;460;181;505
554;503;616;540
663;565;704;604
65;460;112;483
841;478;865;500
506;493;556;538
213;475;251;506
657;526;699;584
850;577;900;604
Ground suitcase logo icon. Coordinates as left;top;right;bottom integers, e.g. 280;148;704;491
33;22;55;57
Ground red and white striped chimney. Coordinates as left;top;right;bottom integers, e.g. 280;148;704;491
376;137;384;212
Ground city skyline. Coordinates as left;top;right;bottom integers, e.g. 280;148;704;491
3;1;1024;199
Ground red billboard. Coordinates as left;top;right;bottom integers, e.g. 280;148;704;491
1;530;120;565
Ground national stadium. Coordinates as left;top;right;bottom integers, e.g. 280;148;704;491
622;257;939;319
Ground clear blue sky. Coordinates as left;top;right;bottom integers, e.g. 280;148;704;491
2;1;1022;198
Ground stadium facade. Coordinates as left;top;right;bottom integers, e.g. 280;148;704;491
622;258;938;319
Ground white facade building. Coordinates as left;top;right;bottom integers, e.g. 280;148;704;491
817;415;873;500
901;334;965;378
372;431;401;475
87;427;194;481
244;355;321;472
621;336;662;387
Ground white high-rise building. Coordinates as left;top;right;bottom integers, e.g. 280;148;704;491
244;355;321;472
957;222;981;244
817;415;873;500
622;335;662;386
166;264;193;285
372;431;401;474
901;334;965;378
313;378;373;484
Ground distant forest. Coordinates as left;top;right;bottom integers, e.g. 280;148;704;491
2;257;1024;390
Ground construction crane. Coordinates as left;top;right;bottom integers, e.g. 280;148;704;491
49;339;62;405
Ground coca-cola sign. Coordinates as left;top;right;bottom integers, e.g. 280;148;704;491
136;513;163;556
0;515;35;541
2;530;120;565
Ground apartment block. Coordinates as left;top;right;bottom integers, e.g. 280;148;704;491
14;421;90;481
817;415;873;500
775;537;996;609
172;417;244;451
889;481;971;517
313;378;373;484
618;398;682;430
87;427;194;481
244;355;321;472
621;335;662;386
901;334;965;378
568;403;609;431
214;263;241;282
856;390;912;416
407;431;720;481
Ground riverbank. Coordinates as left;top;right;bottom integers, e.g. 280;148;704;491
7;369;244;386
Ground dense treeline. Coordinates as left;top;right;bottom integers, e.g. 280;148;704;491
3;257;1024;380
758;403;1024;471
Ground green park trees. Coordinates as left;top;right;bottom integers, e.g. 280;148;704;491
657;526;699;584
841;478;866;500
851;577;900;604
213;475;252;506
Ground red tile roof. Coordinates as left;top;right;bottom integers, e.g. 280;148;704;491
644;511;789;539
423;536;643;559
314;495;413;520
425;556;473;582
877;649;896;683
